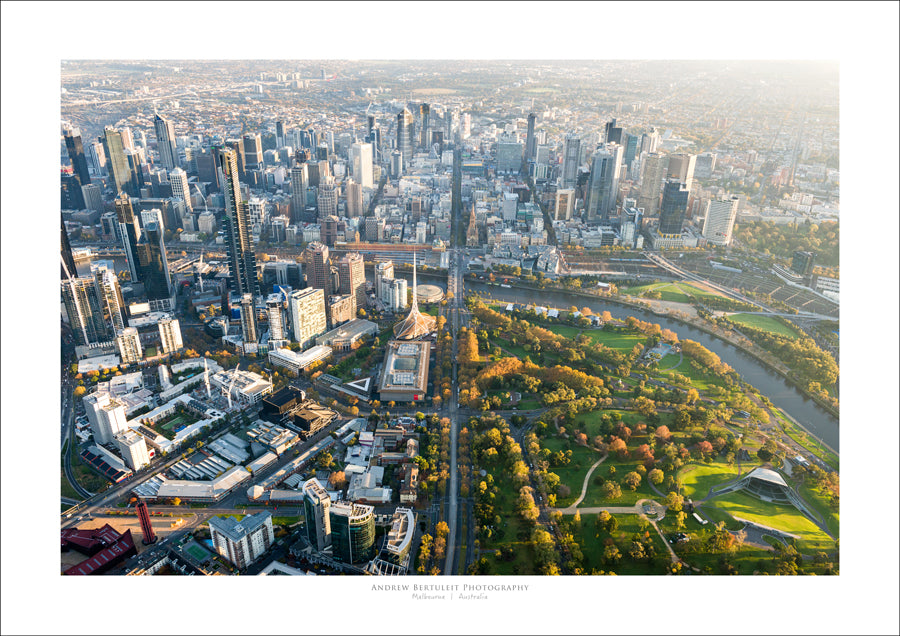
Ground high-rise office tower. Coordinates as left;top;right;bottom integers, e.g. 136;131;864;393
702;196;739;246
115;194;142;282
290;163;309;222
224;139;246;180
302;479;332;551
61;276;110;345
81;183;103;213
275;120;286;148
242;133;263;171
640;127;660;155
397;107;414;171
153;114;178;171
87;140;106;176
694;152;717;179
345;179;364;218
116;327;143;364
585;144;623;222
168;167;192;213
136;221;174;310
623;133;640;168
196;149;221;190
338;252;366;310
240;293;258;343
288;287;327;349
61;171;85;210
525;112;537;161
158;316;183;353
460;112;471;139
102;127;131;196
329;501;375;564
554;189;575;221
390;150;403;178
91;262;126;334
209;512;274;569
667;153;696;190
120;126;135;151
637;153;667;216
126;149;146;196
136;501;157;544
218;147;260;299
65;130;92;186
305;241;332;296
560;133;581;189
317;181;338;220
658;179;689;235
419;103;431;149
60;216;77;280
605;118;624;145
246;197;267;228
349;142;374;188
792;250;816;277
266;298;287;341
321;215;339;247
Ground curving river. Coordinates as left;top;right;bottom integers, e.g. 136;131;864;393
466;282;839;451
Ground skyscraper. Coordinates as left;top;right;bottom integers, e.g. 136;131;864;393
224;139;246;180
240;293;258;343
419;103;431;150
91;262;126;334
585;144;623;222
102;127;131;196
338;252;366;311
61;276;110;345
135;221;174;310
116;327;143;364
153;114;178;171
316;179;338;219
304;241;332;297
290;163;308;222
658;179;689;235
87;140;106;176
218;147;260;299
667;153;696;190
266;298;287;342
349;142;374;188
702;196;739;246
115;194;142;282
168;167;192;213
345;179;364;218
65;130;92;186
329;501;376;564
640;128;660;155
275;120;286;148
288;287;327;349
242;133;263;171
302;478;332;551
560;133;581;189
397;107;414;171
525;112;537;161
374;260;394;294
158;316;183;353
637;153;668;216
61;216;77;280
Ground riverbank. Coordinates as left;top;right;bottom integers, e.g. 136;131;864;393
470;278;840;424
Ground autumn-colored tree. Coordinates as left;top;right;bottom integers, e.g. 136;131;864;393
665;491;684;512
623;471;642;491
648;468;665;485
654;425;672;443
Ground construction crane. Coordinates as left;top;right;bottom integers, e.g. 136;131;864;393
226;362;241;410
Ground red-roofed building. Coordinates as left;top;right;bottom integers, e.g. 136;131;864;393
64;530;137;575
61;524;123;556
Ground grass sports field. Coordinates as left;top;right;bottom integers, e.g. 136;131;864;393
727;314;801;338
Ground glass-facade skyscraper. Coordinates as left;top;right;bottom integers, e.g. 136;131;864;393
102;127;131;196
397;107;414;171
218;147;260;299
153;114;178;171
329;502;375;564
65;130;91;186
658;179;690;235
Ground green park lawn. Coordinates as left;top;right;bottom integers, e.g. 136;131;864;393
798;482;840;539
575;513;670;574
659;357;723;391
481;467;538;575
705;491;836;554
517;398;542;410
545;324;582;340
623;281;726;304
580;329;646;352
678;462;740;499
727;314;801;339
570;409;671;442
772;408;839;470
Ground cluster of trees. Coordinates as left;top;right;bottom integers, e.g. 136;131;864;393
727;322;839;390
734;220;839;266
681;340;735;378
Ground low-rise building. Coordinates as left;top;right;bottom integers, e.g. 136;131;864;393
268;345;332;375
246;421;299;455
314;319;378;351
378;340;430;403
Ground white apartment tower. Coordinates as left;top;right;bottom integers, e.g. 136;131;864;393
158;316;183;353
116;327;143;364
702;196;740;246
349;142;374;188
209;512;275;569
116;429;151;471
288;287;327;349
168;167;192;213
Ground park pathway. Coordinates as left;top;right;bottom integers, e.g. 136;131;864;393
557;452;608;512
555;498;668;519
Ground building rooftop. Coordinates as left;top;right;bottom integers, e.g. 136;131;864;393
379;339;430;396
208;511;271;544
